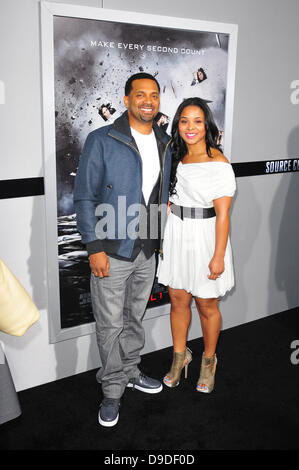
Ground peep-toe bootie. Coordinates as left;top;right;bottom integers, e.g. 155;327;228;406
163;347;192;388
196;353;217;393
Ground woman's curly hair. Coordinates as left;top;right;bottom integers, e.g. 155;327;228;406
169;97;222;195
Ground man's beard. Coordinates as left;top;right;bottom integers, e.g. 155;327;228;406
137;108;158;123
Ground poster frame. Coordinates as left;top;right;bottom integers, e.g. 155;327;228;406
40;1;238;343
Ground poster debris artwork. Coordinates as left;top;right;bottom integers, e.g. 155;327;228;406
53;16;229;329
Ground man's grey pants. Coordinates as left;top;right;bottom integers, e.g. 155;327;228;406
90;251;156;399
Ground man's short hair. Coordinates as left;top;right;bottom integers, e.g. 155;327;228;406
125;73;160;96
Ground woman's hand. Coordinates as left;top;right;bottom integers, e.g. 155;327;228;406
209;195;232;281
208;256;224;281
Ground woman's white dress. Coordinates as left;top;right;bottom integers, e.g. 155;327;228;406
157;161;236;298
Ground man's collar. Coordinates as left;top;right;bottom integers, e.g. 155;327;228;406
110;110;170;144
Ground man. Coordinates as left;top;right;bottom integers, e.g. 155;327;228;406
74;73;172;427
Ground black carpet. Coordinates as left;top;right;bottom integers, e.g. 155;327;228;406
1;307;299;451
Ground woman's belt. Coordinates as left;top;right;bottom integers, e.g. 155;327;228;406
170;203;216;220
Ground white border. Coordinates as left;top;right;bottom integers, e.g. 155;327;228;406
40;1;238;343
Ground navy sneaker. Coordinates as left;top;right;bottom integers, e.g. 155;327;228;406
127;372;163;394
98;397;120;427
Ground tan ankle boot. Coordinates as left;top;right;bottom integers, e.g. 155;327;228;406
196;353;217;393
163;348;192;388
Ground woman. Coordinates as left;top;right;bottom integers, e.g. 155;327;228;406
157;97;236;393
191;68;207;85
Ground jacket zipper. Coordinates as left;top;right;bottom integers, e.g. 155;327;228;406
158;138;172;259
108;133;144;188
109;132;171;259
108;134;143;248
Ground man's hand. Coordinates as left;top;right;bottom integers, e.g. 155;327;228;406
89;252;110;278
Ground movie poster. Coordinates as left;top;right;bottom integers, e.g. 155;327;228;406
53;15;230;330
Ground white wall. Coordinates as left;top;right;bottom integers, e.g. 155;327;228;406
0;0;298;391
